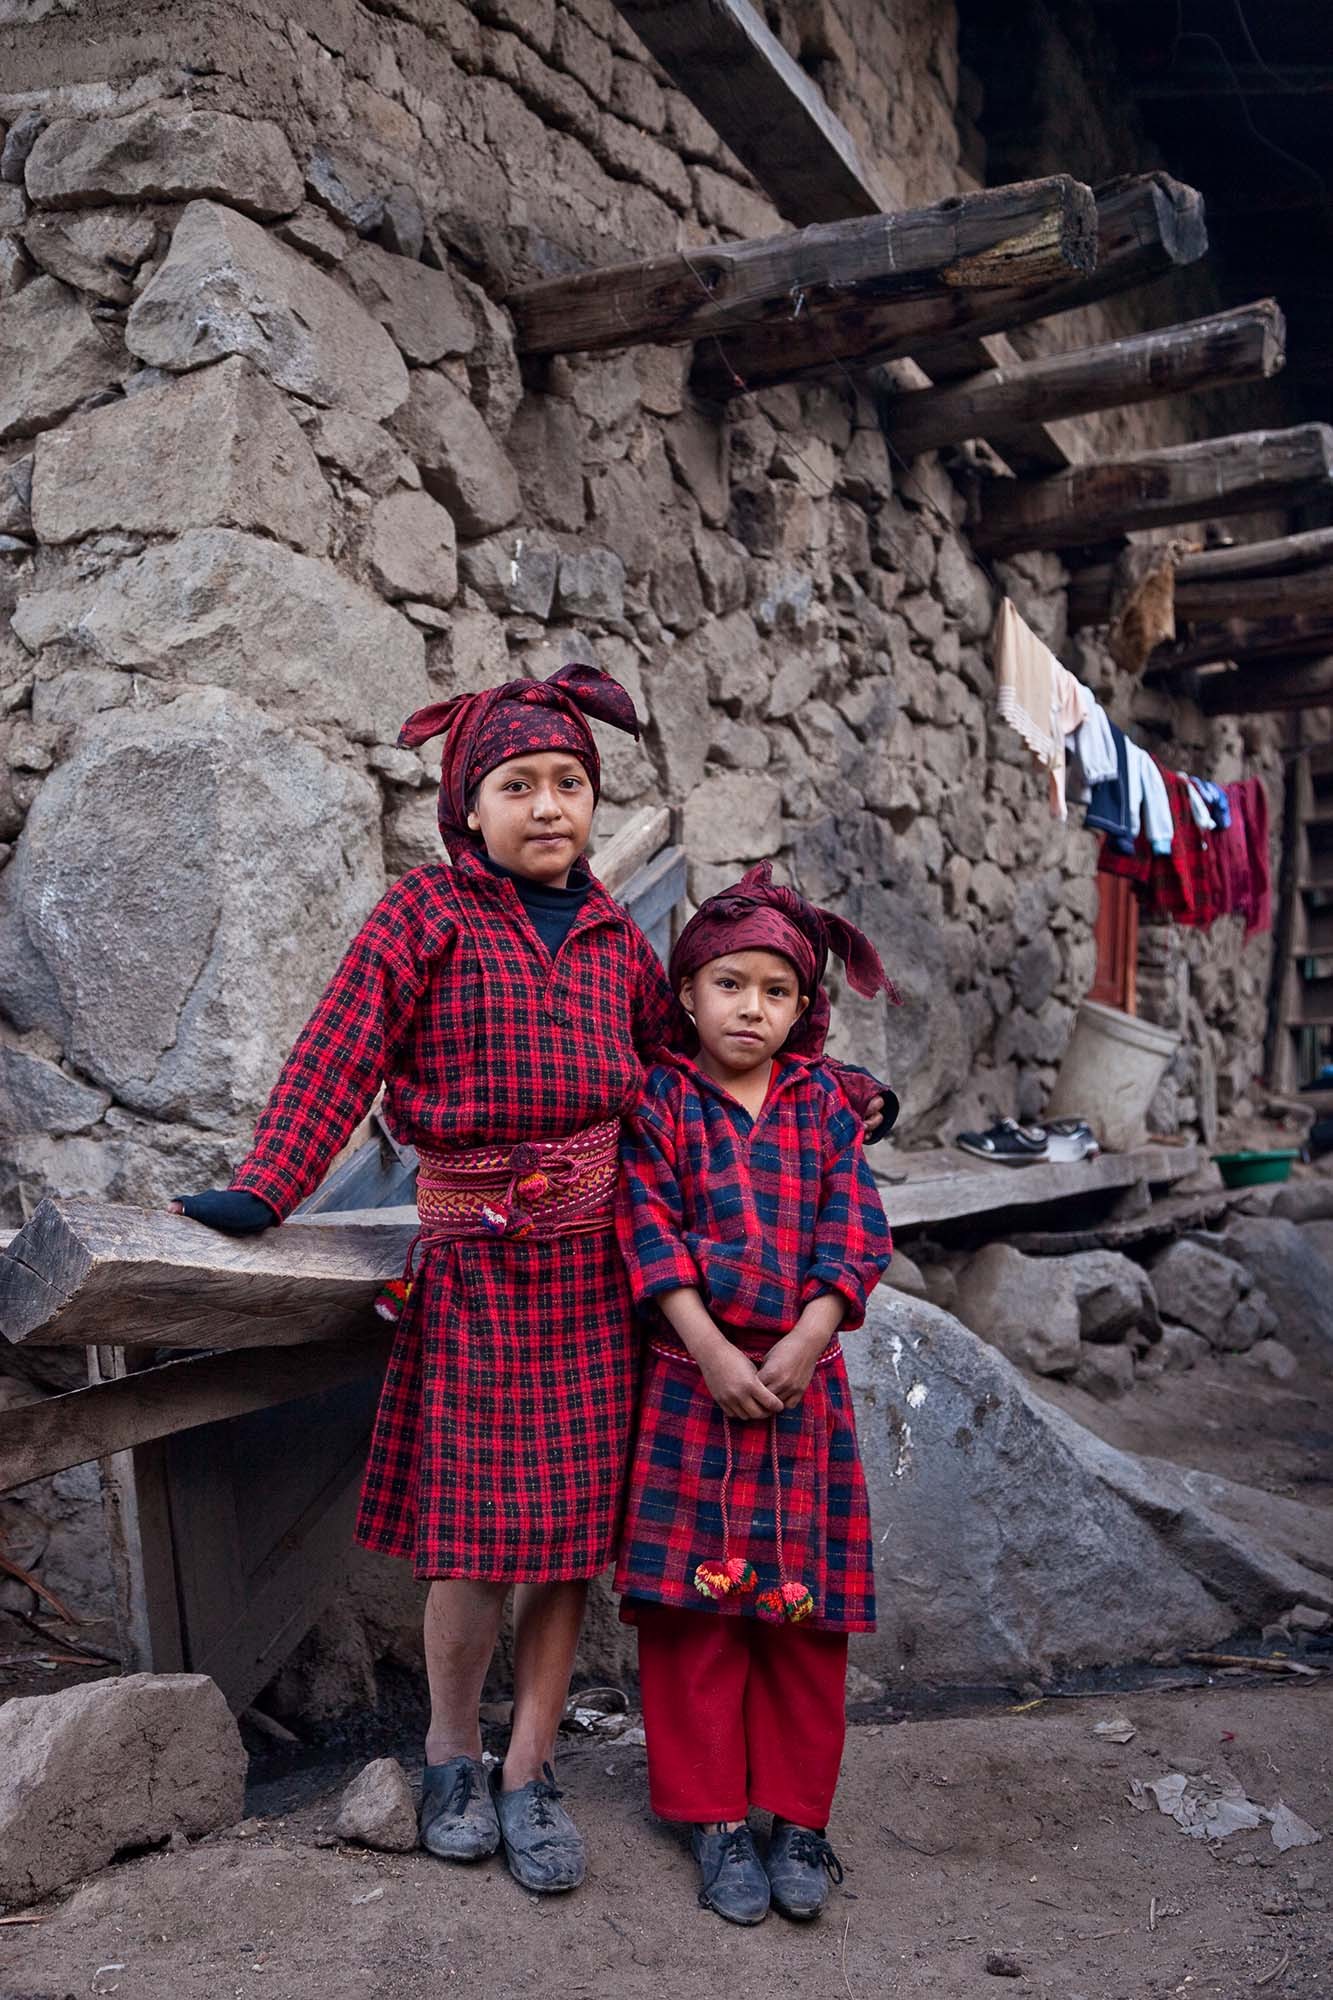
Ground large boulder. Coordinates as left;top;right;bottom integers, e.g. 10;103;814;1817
1148;1238;1248;1344
1270;1180;1333;1225
31;358;330;553
21;208;156;304
0;274;117;443
364;488;457;606
127;200;408;418
24;109;301;218
13;527;427;743
952;1242;1081;1375
1222;1214;1333;1364
0;1034;109;1134
845;1292;1332;1685
0;687;385;1123
0;1672;246;1909
341;239;474;367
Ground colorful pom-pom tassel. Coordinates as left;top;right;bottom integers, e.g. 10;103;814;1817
778;1579;815;1623
722;1556;758;1594
374;1277;412;1324
693;1562;734;1601
755;1587;786;1623
515;1170;549;1202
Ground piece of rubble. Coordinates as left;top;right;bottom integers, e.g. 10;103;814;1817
333;1757;417;1853
1287;1603;1331;1634
25;109;301;218
0;1671;246;1908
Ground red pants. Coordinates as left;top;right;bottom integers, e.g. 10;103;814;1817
635;1604;849;1828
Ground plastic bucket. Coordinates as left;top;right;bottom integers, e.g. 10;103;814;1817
1045;999;1181;1153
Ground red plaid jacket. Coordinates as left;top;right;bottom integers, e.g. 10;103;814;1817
1099;764;1222;928
231;850;678;1216
616;1052;892;1336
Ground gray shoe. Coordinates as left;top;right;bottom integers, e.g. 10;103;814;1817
691;1823;770;1925
765;1821;843;1919
419;1755;501;1861
492;1763;586;1893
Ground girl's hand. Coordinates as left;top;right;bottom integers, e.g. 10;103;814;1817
699;1343;785;1420
757;1328;824;1409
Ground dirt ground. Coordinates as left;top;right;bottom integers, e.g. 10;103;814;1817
4;1682;1329;2000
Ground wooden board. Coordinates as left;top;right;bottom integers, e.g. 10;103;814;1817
0;1338;388;1493
1197;657;1333;715
0;1198;412;1351
876;1142;1201;1233
511;177;1096;357
1068;525;1333;628
971;424;1333;558
1148;612;1333;676
883;300;1285;459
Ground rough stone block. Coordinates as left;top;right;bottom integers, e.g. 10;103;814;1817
127;201;408;419
1065;1248;1160;1343
1072;1340;1136;1400
21;206;156;303
681;771;781;865
459;530;558;617
309;407;418;497
25;109;301;218
12;528;426;743
1160;1323;1210;1373
0;1672;246;1909
556;548;624;620
0;1036;110;1134
1149;1238;1248;1345
342;239;475;367
953;1242;1081;1375
334;1757;418;1852
0;687;385;1120
1;110;45;186
32;358;330;553
391;368;519;537
272;204;349;266
305;150;384;235
665;405;730;527
0;274;117;443
366;487;458;606
507;393;587;533
0;235;34;301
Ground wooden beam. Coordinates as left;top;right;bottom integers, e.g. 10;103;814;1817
608;0;1082;472
1165;565;1333;627
0;1198;413;1351
511;176;1097;358
692;171;1207;396
1069;526;1333;626
0;1339;387;1492
611;0;891;225
1147;610;1333;675
884;300;1284;458
1132;64;1333;100
1198;656;1333;715
591;803;671;896
970;424;1333;558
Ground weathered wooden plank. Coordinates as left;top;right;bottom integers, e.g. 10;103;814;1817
511;177;1097;357
1197;656;1333;715
1148;611;1333;675
0;1198;412;1351
0;1339;387;1492
91;1346;185;1678
878;1142;1200;1233
610;0;891;225
1069;526;1333;627
693;171;1208;396
592;802;671;896
971;424;1333;558
884;301;1285;458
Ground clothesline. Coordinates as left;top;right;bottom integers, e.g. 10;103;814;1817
992;597;1271;936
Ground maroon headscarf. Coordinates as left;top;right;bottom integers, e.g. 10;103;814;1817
670;863;900;1057
399;662;641;857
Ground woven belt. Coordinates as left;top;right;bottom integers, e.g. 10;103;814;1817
414;1119;620;1243
649;1337;843;1369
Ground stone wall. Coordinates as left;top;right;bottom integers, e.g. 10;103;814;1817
0;0;1287;1193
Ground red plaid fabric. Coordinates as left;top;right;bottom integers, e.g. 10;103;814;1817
613;1054;890;1631
1098;763;1222;927
230;847;676;1580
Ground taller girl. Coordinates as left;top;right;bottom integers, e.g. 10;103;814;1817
177;663;675;1893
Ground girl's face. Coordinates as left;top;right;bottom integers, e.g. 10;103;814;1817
469;750;595;884
679;949;809;1079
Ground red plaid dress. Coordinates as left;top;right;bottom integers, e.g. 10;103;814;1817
230;847;676;1581
1099;764;1222;927
613;1054;891;1633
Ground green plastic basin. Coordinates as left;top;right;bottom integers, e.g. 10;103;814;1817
1212;1149;1302;1188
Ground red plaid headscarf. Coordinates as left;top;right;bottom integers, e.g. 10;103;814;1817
670;862;900;1057
399;663;640;857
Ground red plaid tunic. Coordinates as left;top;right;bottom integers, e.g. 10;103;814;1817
230;848;676;1581
613;1053;891;1633
1098;765;1223;928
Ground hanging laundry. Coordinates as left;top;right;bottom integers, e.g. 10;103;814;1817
993;594;1058;760
1100;763;1222;928
1190;777;1232;830
1124;740;1175;854
1050;662;1090;821
1179;774;1215;832
1232;779;1272;937
1072;700;1119;789
1083;721;1134;846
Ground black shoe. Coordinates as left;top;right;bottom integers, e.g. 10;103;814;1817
492;1763;586;1893
1041;1117;1100;1163
691;1822;770;1925
765;1821;844;1919
418;1755;501;1861
955;1118;1049;1165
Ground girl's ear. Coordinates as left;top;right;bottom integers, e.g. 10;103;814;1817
796;992;811;1016
678;976;696;1018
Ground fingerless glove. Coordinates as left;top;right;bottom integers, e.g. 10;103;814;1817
173;1189;279;1235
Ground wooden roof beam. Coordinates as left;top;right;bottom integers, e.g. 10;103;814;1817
1146;608;1333;676
691;172;1207;397
1198;656;1333;715
883;300;1284;459
510;176;1096;359
970;423;1333;558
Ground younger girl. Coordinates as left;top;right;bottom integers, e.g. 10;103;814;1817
614;866;894;1926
